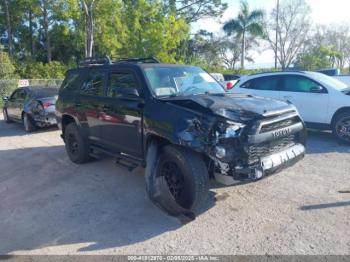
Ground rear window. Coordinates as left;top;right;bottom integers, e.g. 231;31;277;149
32;88;58;98
241;76;280;91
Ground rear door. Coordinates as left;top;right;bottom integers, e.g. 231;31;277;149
237;75;282;100
280;75;329;123
99;69;144;157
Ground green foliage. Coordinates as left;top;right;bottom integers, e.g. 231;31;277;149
294;45;338;71
15;60;68;79
0;52;17;79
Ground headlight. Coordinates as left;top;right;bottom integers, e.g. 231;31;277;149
216;121;245;139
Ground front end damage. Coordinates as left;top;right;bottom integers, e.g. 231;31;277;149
211;109;306;185
144;95;306;221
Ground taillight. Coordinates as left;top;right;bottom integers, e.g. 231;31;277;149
42;102;53;109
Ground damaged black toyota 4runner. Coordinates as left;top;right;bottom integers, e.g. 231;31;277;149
56;57;306;220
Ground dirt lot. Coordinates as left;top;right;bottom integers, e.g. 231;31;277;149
0;113;349;255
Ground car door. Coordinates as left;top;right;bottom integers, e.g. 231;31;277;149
237;75;282;100
280;75;329;124
99;70;144;158
77;69;106;141
7;89;26;120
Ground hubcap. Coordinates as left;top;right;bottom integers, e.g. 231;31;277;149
68;134;79;155
336;117;350;142
160;160;185;203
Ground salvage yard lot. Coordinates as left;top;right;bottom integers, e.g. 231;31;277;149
0;113;349;255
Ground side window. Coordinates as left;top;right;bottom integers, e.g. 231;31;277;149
61;71;80;91
10;89;26;100
107;72;138;98
80;71;105;96
241;76;279;91
10;90;20;100
282;75;320;93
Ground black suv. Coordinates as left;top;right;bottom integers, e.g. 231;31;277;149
56;57;306;220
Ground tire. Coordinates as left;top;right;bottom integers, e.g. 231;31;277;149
23;113;36;132
64;122;90;164
332;111;350;144
155;145;209;212
3;108;12;123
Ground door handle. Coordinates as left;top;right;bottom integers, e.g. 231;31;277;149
102;105;110;112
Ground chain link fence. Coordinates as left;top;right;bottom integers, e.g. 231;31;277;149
0;79;63;107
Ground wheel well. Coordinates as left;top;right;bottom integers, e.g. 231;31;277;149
331;107;350;126
145;135;171;152
62;115;76;135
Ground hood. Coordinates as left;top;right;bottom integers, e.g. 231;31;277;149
164;93;295;122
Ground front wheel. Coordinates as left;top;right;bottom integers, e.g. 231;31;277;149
23;113;36;132
332;111;350;144
155;145;209;212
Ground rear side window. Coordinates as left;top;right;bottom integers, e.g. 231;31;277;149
61;71;80;91
281;75;320;93
107;72;138;98
241;76;280;91
80;70;105;96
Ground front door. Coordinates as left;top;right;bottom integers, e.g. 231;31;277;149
99;70;144;158
280;75;329;124
7;89;26;120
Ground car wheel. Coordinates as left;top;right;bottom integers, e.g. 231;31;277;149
332;111;350;144
23;113;36;132
64;122;90;164
155;145;209;212
3;108;12;123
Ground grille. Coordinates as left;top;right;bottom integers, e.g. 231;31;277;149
246;135;297;164
260;116;299;133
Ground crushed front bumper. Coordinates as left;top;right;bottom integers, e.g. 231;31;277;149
214;143;305;185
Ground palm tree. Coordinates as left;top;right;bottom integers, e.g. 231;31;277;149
223;1;264;69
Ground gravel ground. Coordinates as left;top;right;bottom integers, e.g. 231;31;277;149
0;113;349;255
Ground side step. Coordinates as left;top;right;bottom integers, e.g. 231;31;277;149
90;145;144;172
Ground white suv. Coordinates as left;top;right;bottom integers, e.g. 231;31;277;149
231;71;350;143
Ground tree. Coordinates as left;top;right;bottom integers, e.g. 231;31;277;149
265;0;311;69
2;0;12;56
223;1;264;69
167;0;227;23
79;0;95;58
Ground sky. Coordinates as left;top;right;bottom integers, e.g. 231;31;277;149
193;0;350;68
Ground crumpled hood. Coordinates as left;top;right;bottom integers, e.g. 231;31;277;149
164;93;295;122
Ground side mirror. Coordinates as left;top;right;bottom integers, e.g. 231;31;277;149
118;88;140;98
2;96;9;101
310;86;324;93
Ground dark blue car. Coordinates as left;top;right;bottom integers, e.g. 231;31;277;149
2;86;58;132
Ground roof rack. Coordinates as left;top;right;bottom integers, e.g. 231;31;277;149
77;56;160;67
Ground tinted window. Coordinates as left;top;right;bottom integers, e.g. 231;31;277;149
80;71;105;96
241;76;279;91
61;71;80;91
282;75;320;93
32;88;58;98
11;89;26;100
107;72;138;98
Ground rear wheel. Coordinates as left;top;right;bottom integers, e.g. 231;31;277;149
3;108;12;123
23;113;36;132
64;122;90;164
332;111;350;144
155;145;209;211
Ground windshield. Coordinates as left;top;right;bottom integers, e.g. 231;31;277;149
143;66;225;97
309;72;349;91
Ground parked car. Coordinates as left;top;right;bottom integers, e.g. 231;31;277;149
211;72;238;90
2;86;58;132
231;71;350;143
56;57;306;220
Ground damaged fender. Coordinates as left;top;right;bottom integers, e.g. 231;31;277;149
145;141;196;223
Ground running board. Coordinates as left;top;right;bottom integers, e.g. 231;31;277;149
90;145;144;172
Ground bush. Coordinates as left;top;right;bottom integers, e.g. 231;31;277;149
16;60;68;79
